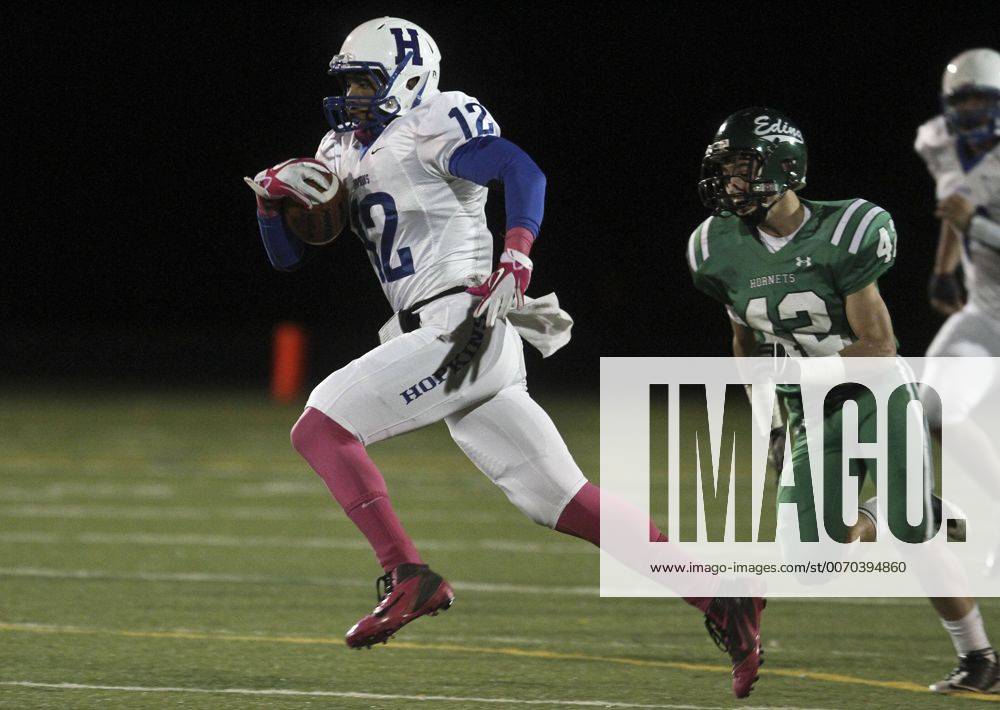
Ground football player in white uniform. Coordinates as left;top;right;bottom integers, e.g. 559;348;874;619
915;48;1000;693
245;17;765;699
917;48;1000;386
920;48;1000;324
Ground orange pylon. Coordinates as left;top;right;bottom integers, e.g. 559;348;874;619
271;322;308;404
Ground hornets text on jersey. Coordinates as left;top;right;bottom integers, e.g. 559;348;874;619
687;198;897;356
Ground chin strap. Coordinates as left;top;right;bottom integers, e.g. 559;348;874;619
738;189;788;228
738;202;770;228
739;211;763;228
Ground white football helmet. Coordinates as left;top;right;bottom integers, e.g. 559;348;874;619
941;48;1000;144
323;17;441;133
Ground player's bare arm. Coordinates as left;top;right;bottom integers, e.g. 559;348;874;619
929;220;965;315
839;283;896;357
938;191;1000;251
937;192;978;233
730;319;756;357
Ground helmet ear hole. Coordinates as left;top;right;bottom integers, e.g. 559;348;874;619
405;76;420;90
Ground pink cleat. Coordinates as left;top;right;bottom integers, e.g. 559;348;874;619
703;596;766;698
345;563;454;648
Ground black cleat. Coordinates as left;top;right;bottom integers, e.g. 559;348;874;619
930;648;1000;694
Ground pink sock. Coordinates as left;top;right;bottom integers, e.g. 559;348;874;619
555;482;713;612
291;407;423;572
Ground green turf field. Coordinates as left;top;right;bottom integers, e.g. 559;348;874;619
1;389;997;709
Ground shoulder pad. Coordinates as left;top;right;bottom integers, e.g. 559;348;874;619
914;115;952;160
414;91;499;138
830;202;897;294
414;91;500;177
827;199;891;255
686;216;715;272
315;130;341;160
314;130;352;176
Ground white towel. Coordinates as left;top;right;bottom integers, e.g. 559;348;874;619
507;293;574;358
378;292;574;357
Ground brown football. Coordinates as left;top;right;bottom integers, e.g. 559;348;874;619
282;172;348;246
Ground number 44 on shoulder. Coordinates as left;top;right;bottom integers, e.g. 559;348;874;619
876;221;897;264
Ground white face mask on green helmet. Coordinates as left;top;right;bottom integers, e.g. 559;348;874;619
698;107;808;226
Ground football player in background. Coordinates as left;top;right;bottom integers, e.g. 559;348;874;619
915;48;1000;580
245;17;765;698
688;107;998;694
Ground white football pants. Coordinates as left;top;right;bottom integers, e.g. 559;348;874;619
920;303;1000;427
305;292;587;527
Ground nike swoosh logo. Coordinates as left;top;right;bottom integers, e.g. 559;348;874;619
371;147;386;154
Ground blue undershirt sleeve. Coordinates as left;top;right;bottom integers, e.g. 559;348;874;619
447;136;546;237
257;213;306;271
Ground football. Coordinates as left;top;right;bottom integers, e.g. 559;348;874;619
283;170;348;246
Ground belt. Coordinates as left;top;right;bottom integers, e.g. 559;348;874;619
376;286;471;344
398;285;469;333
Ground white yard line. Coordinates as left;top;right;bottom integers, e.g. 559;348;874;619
0;483;177;501
0;531;586;555
0;481;460;501
0;681;829;709
0;503;507;523
0;565;976;606
0;566;597;596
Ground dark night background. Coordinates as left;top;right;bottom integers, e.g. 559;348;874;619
5;3;997;392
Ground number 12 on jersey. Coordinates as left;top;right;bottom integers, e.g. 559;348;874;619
350;192;415;283
448;103;496;139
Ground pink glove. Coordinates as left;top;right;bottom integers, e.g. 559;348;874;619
468;246;533;326
243;158;338;218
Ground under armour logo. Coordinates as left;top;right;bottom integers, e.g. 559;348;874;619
390;27;423;66
795;256;812;267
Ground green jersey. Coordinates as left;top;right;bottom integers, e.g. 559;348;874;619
686;198;898;356
687;199;931;543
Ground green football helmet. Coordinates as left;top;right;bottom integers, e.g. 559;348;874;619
698;107;807;221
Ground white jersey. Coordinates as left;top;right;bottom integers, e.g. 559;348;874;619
915;116;1000;315
316;91;498;312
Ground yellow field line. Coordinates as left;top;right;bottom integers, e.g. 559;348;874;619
2;621;997;702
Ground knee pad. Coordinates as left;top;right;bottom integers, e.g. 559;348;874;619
445;386;586;528
483;455;585;528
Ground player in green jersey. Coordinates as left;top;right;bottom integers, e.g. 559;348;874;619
687;107;998;694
